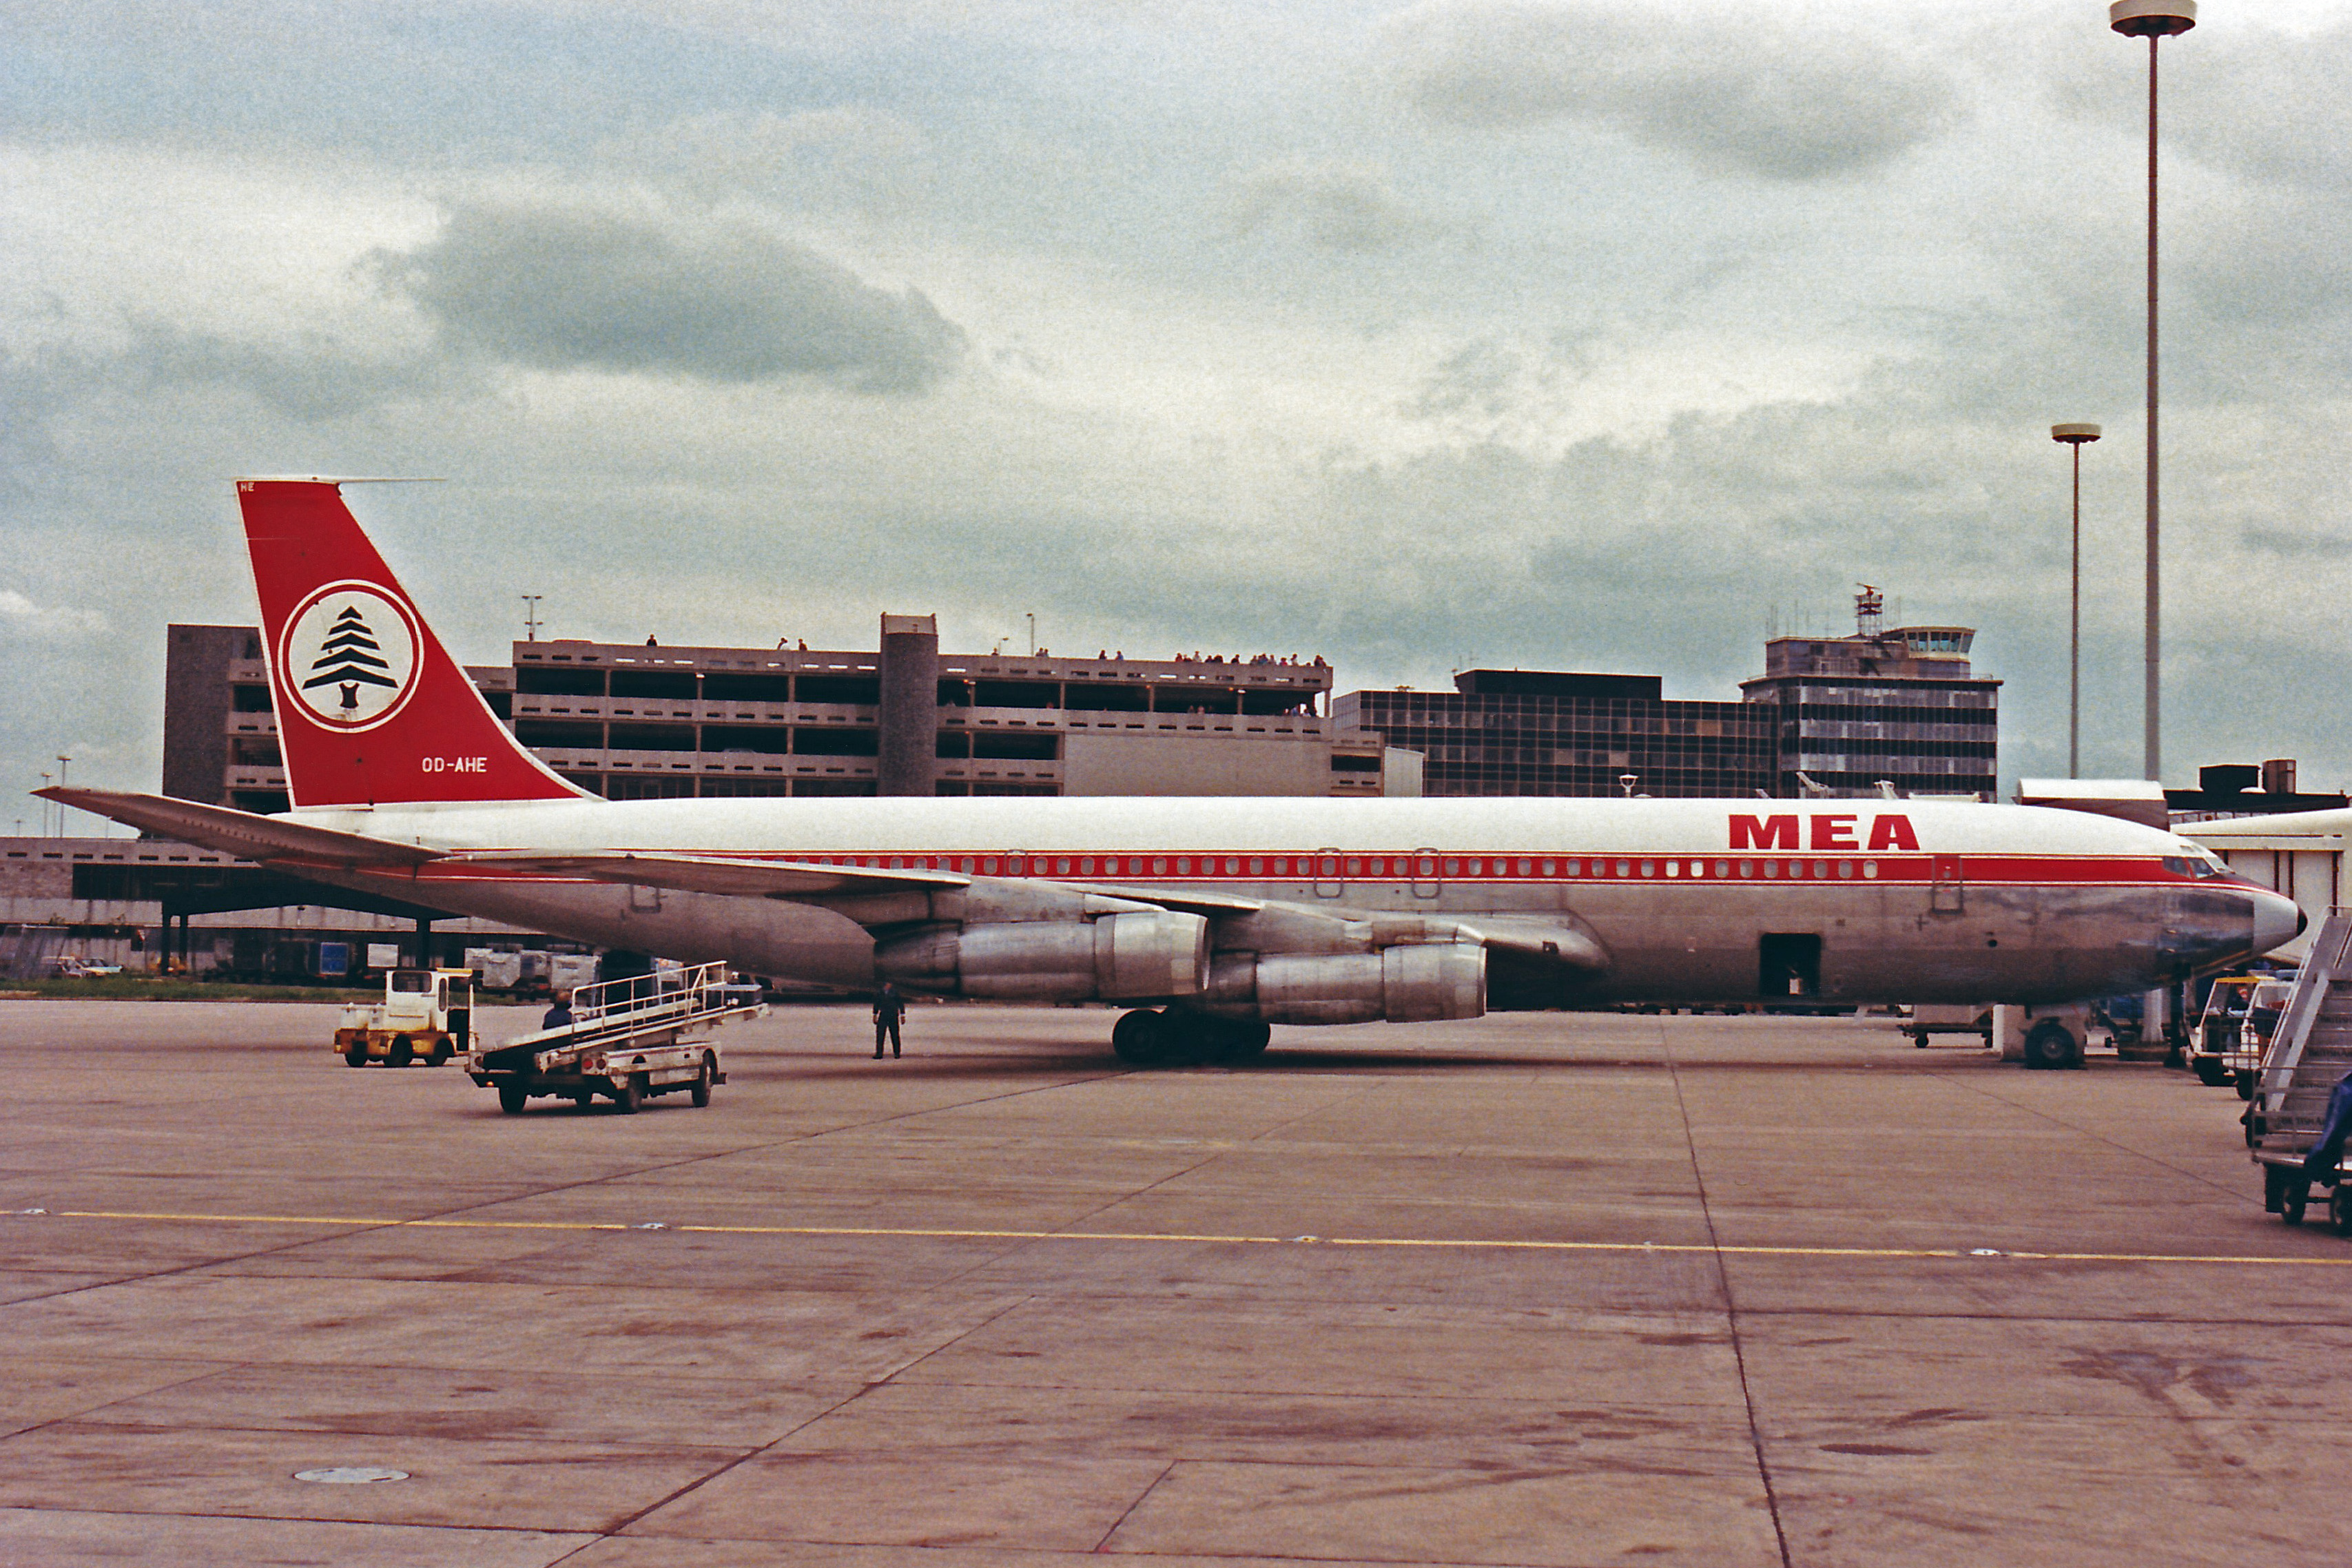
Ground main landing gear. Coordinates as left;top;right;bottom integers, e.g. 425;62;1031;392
1111;1009;1272;1069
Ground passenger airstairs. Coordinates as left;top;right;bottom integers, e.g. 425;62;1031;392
464;960;767;1116
2251;909;2352;1232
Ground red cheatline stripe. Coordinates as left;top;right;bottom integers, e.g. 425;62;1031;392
405;852;2222;890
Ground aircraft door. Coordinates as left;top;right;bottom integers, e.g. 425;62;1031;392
1410;849;1441;899
1760;933;1822;999
1313;847;1343;899
1929;854;1964;915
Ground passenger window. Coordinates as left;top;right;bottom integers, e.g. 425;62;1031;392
1764;861;1781;878
1444;859;1460;876
1863;860;1877;878
1249;858;1264;875
1516;858;1532;876
1177;858;1193;874
1738;860;1753;878
1837;860;1854;879
1321;857;1339;876
1666;861;1681;878
1079;858;1094;875
1640;860;1655;878
1153;858;1168;874
1564;860;1580;876
1542;859;1556;876
1055;858;1071;874
1226;858;1240;874
1616;860;1631;878
1346;858;1362;876
1419;857;1436;876
1715;860;1730;878
1813;860;1828;878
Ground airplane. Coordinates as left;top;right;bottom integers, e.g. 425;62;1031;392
42;479;2301;1069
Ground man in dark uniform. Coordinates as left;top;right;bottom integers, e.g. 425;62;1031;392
2304;1071;2352;1185
872;982;905;1060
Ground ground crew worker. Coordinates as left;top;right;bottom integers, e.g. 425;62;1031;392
542;991;574;1030
872;982;905;1060
2304;1071;2352;1185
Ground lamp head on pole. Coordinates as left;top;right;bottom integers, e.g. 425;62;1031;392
2110;0;2194;38
2052;423;2103;445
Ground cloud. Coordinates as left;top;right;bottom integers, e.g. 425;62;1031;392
376;200;966;393
0;589;107;638
1229;160;1429;253
1388;0;1963;180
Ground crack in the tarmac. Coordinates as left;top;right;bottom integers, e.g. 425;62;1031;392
1660;1024;1794;1568
1925;1064;2265;1204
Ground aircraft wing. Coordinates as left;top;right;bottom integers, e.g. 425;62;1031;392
438;851;971;899
1060;883;1267;918
36;787;440;871
1452;916;1611;973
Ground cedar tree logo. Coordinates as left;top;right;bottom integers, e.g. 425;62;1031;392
279;583;422;732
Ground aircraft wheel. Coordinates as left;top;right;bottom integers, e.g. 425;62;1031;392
1199;1017;1270;1063
1112;1009;1175;1066
613;1074;644;1114
387;1035;414;1069
691;1055;714;1108
497;1083;528;1115
2021;1020;2081;1071
344;1046;369;1069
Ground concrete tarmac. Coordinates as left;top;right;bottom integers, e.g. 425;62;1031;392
1;1000;2345;1567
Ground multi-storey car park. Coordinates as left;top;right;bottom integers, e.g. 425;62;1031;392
165;619;1393;812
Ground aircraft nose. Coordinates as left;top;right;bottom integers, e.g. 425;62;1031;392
2253;891;2304;956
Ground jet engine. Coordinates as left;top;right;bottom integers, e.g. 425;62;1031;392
1196;941;1487;1025
874;910;1208;1002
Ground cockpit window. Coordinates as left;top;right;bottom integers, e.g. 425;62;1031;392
2161;852;2231;880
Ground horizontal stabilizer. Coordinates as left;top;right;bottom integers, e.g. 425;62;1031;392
35;788;440;871
439;851;971;899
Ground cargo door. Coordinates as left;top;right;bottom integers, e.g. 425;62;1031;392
1760;933;1822;999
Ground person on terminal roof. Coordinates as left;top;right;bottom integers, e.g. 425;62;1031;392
872;982;905;1061
2303;1073;2352;1186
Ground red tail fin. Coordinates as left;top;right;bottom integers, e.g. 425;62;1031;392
238;479;586;809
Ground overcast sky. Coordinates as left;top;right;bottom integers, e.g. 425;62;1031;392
8;0;2352;823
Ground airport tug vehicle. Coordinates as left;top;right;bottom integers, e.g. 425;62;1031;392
465;962;767;1115
334;967;474;1067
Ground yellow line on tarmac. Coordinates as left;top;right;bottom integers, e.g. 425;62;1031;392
15;1206;2352;1269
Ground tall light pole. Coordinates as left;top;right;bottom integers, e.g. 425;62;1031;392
2053;424;2102;778
522;595;543;643
2110;0;2194;782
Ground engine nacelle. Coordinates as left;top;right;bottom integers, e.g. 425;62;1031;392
1199;942;1487;1025
874;911;1208;1002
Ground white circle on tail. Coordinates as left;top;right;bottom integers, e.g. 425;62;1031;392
280;582;422;732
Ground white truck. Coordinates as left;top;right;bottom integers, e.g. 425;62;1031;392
333;967;475;1068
